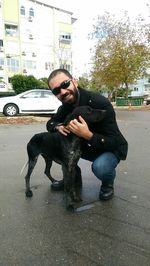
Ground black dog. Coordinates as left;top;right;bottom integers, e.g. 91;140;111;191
24;106;105;211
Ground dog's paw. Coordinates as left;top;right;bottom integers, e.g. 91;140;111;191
25;190;33;197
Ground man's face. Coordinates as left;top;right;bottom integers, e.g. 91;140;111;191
49;73;78;104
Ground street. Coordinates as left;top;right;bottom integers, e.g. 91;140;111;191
0;110;150;266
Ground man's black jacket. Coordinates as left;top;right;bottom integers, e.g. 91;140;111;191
46;88;128;161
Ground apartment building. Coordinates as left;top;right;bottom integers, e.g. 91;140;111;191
130;71;150;98
0;0;75;91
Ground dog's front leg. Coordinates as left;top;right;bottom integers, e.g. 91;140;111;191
62;164;76;211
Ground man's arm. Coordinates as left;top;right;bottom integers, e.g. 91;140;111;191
46;106;65;132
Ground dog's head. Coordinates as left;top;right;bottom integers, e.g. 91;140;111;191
64;106;106;125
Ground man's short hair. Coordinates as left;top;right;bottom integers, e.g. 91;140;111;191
48;69;73;89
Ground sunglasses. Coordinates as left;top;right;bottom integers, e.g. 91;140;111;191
51;79;72;96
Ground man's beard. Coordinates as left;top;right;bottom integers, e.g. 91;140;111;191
61;87;78;104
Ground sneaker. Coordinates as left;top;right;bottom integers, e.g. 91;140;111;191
99;184;114;200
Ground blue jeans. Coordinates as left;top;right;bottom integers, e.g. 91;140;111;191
82;152;119;185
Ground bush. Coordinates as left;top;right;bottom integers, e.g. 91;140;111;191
11;74;48;94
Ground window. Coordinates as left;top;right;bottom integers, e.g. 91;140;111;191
59;33;71;43
0;80;6;89
8;77;12;83
45;62;54;70
7;58;19;72
5;24;18;37
43;91;53;98
0;40;3;47
0;77;4;82
0;58;4;65
20;6;25;16
60;64;71;71
23;60;36;69
23;91;41;98
29;7;34;17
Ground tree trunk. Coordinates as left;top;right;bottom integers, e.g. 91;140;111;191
125;82;129;99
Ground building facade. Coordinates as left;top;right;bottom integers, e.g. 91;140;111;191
130;70;150;98
0;0;74;91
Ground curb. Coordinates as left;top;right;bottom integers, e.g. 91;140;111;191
0;115;49;124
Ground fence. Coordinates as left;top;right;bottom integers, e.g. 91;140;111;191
116;97;144;106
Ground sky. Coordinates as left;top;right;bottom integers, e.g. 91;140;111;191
47;0;150;77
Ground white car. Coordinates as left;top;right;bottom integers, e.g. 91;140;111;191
0;89;62;116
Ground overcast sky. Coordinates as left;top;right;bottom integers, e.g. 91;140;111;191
48;0;150;77
49;0;149;17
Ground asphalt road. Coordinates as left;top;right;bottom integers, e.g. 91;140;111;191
0;110;150;266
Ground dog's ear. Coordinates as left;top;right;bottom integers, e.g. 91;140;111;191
63;112;78;125
63;106;90;125
64;106;106;125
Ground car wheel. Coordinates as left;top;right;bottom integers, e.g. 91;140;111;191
3;104;19;116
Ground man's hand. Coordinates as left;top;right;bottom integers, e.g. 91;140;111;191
68;116;93;140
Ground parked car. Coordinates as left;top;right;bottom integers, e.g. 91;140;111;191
0;89;61;116
145;99;150;105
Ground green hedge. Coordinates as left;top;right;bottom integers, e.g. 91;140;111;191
116;97;144;106
0;92;16;98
